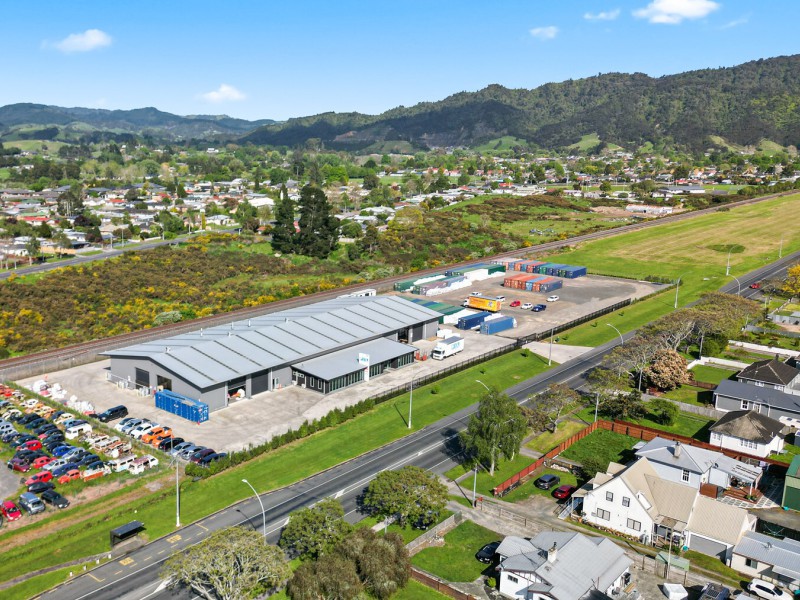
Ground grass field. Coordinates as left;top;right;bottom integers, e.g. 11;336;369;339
473;136;531;152
691;365;737;384
560;430;639;467
411;520;499;583
525;420;587;453
0;349;552;589
357;510;453;545
575;407;714;440
663;385;712;406
392;579;450;599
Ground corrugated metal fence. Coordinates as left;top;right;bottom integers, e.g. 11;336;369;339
406;511;463;555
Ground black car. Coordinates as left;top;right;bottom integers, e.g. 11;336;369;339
78;454;100;467
9;435;36;448
24;417;47;431
158;437;184;452
44;438;66;452
42;432;65;445
198;452;227;467
18;414;40;426
476;541;501;564
97;405;128;423
534;474;561;490
1;431;21;443
41;489;70;509
34;423;58;436
27;481;55;494
51;463;80;478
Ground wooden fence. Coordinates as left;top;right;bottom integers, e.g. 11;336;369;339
492;418;788;496
410;568;478;600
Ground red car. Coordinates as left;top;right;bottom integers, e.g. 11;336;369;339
31;456;54;470
57;469;81;485
749;283;761;289
7;458;31;473
25;471;53;486
509;300;521;308
1;500;22;522
552;484;576;500
21;439;42;452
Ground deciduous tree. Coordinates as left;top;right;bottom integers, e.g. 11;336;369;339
649;397;679;426
784;263;800;297
598;389;646;421
287;554;363;600
362;465;447;528
460;389;527;476
162;527;290;600
645;349;689;391
338;528;410;600
279;498;353;560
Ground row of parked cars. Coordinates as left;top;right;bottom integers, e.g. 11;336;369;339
112;416;226;467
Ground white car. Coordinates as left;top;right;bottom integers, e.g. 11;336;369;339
547;295;560;302
130;422;156;440
748;580;791;600
495;296;506;302
521;303;533;310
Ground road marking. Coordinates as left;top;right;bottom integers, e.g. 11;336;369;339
196;523;208;531
334;489;343;499
87;573;105;582
118;557;134;566
167;534;182;543
157;549;165;555
143;555;152;561
114;570;123;575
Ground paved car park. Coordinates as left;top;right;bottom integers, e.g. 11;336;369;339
415;275;664;339
16;329;513;453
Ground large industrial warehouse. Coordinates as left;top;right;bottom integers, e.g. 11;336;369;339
104;296;440;411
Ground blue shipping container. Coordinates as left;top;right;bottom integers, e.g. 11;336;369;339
457;311;492;330
480;316;516;335
155;389;209;423
560;266;587;278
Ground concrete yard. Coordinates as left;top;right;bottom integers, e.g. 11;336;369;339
16;329;514;453
402;274;664;339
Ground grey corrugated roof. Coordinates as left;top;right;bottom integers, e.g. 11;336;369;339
715;380;800;413
104;296;439;389
734;531;800;578
711;410;784;444
738;359;799;386
293;338;416;381
635;437;759;482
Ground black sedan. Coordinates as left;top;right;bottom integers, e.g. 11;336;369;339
534;474;561;490
476;541;500;564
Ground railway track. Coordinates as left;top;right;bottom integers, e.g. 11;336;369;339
0;189;794;378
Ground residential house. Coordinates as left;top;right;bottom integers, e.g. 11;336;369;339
580;458;756;563
731;532;800;591
496;531;632;600
737;359;800;394
714;358;800;426
709;410;785;458
634;437;762;490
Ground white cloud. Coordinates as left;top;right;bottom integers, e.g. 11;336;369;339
53;29;112;53
529;26;559;40
200;84;246;103
584;9;621;21
720;15;748;29
633;0;720;24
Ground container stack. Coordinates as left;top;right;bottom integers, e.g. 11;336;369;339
457;311;492;330
480;315;516;335
155;389;209;423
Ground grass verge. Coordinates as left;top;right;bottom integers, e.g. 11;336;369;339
525;420;586;454
411;520;499;583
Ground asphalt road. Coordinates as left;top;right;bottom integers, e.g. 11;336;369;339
39;249;800;600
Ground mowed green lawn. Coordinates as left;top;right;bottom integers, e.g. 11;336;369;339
545;193;800;347
560;430;639;467
0;350;552;587
411;520;500;583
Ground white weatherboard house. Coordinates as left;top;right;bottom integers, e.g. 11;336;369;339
580;458;756;563
634;437;762;491
709;410;785;459
496;531;632;600
732;531;800;591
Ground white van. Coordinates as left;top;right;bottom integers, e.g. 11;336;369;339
65;422;93;440
109;454;136;473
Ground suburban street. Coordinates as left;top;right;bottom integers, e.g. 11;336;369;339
40;249;800;600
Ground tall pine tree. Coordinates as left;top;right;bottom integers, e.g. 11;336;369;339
296;185;339;259
271;184;296;253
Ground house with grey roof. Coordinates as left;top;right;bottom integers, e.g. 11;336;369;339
103;296;440;412
731;532;800;591
634;437;762;491
496;531;632;600
737;359;800;394
579;457;756;563
709;410;785;458
714;379;800;426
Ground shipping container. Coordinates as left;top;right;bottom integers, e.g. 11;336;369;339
544;263;567;276
534;262;554;274
558;266;587;278
155;390;209;423
524;261;546;273
503;273;539;290
457;311;492;330
532;278;563;293
466;296;502;312
480;316;516;335
524;276;547;291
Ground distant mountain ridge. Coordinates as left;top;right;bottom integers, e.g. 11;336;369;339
2;54;800;150
0;103;274;141
242;54;800;151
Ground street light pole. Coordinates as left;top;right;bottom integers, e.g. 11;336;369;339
472;466;478;507
174;458;181;527
728;274;742;295
242;479;266;540
408;370;424;430
594;392;600;423
475;379;491;393
548;327;555;366
673;275;686;309
726;248;733;276
606;323;624;346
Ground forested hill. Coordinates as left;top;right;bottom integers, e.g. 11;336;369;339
243;54;800;150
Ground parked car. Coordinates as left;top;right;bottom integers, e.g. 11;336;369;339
158;437;184;452
41;489;70;509
546;295;560;302
18;491;45;515
33;423;57;437
1;431;21;443
31;456;54;470
190;448;216;464
97;405;128;423
171;441;194;457
178;444;203;460
25;471;53;486
61;419;87;429
53;413;75;425
51;446;76;458
21;439;42;452
1;500;22;521
27;481;55;494
43;458;69;472
78;454;100;467
509;300;521;308
142;426;172;445
532;304;547;312
114;417;137;432
119;418;147;435
534;474;561;490
24;417;47;431
57;469;81;484
520;302;533;310
9;434;36;448
748;580;790;600
130;422;157;440
198;452;227;467
552;484;576;500
475;541;501;564
52;463;80;478
6;458;30;473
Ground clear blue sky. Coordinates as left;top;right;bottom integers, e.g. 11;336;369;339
4;0;799;121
